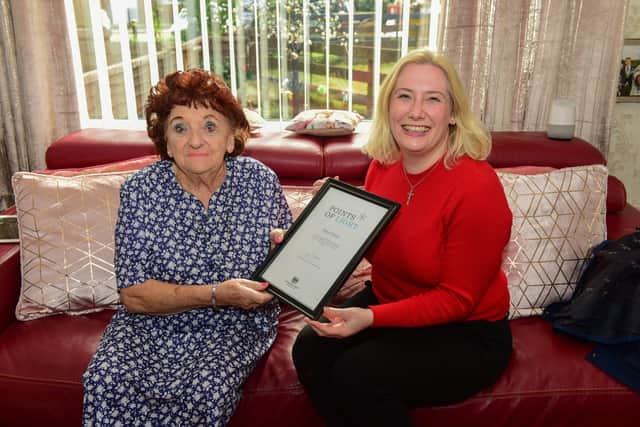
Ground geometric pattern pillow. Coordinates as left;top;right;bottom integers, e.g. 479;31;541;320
11;171;132;321
498;165;608;319
282;185;315;219
41;155;159;177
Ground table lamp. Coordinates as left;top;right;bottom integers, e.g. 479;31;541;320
547;99;576;140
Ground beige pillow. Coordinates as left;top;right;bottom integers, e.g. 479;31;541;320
285;110;363;136
244;108;266;132
498;165;608;319
282;185;315;219
11;171;132;321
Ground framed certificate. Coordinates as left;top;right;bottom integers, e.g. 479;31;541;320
253;179;400;319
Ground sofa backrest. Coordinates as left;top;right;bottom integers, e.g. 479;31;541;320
44;124;625;211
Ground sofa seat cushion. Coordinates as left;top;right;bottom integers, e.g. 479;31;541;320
411;316;639;427
0;310;113;381
0;310;113;427
234;314;640;427
1;302;639;427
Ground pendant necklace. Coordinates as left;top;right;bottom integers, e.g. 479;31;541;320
401;162;438;205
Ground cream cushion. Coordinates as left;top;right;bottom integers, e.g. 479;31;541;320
285;110;363;136
498;164;608;319
10;163;607;321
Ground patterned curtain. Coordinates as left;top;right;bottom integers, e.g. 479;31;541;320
438;0;628;155
0;0;79;210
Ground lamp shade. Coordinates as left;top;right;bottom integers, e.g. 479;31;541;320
547;99;576;140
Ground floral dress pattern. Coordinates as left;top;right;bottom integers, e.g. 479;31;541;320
82;157;292;426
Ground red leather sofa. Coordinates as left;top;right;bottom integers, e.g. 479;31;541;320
1;122;639;426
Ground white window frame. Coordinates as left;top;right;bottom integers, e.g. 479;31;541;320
64;0;441;129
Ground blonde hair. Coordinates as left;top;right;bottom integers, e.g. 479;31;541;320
362;49;490;167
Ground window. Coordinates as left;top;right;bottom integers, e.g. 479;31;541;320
65;0;441;129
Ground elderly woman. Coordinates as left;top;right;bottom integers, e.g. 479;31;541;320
82;69;292;426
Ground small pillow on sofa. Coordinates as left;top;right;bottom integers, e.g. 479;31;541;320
285;110;362;136
498;164;608;319
244;108;266;132
11;171;132;320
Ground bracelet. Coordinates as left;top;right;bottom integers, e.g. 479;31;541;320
210;283;219;308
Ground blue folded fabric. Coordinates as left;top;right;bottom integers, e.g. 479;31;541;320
586;342;640;393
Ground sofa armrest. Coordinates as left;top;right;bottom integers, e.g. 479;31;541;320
0;244;20;332
606;204;640;240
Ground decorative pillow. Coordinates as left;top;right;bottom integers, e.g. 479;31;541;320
498;165;608;319
496;165;556;175
282;185;315;219
244;108;266;132
285;110;363;136
12;171;133;320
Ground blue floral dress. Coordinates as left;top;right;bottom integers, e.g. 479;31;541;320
82;157;292;426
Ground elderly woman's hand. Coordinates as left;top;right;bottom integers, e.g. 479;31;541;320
216;279;273;310
269;228;287;249
312;176;339;195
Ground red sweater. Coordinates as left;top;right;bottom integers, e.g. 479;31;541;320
365;156;512;327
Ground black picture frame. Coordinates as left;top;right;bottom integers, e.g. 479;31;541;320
252;178;400;320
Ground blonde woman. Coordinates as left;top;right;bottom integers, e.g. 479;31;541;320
292;50;513;427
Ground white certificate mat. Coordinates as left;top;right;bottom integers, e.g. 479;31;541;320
253;179;399;319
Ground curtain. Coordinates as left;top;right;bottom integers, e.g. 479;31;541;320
0;0;79;210
439;0;628;155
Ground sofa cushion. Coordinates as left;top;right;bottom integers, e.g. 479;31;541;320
11;171;131;320
498;165;608;319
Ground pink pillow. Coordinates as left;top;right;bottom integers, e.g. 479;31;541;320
37;155;160;177
285;110;363;136
12;171;133;320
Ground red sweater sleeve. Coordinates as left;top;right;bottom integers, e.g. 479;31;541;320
365;158;512;327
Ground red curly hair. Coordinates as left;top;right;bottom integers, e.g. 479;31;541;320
145;69;249;160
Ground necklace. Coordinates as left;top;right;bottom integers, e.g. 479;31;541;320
401;162;438;205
